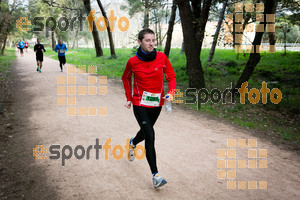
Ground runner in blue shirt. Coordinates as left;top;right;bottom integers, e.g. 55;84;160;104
54;39;67;72
18;39;25;56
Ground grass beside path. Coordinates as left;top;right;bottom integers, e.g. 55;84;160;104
45;48;131;78
44;47;300;147
0;47;16;113
0;48;16;81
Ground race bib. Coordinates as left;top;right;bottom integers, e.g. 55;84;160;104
140;91;161;107
59;49;65;53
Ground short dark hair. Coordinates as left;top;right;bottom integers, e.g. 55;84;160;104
138;29;155;41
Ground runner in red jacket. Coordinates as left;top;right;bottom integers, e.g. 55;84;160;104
122;49;176;107
24;41;29;53
122;29;176;189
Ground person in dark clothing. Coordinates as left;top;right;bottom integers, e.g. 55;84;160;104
34;39;46;73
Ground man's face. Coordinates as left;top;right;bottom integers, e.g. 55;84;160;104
59;40;62;45
138;33;155;53
37;39;40;44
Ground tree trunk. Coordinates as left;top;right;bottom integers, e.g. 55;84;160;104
268;31;276;46
83;0;103;57
176;0;205;89
232;14;235;48
72;28;79;49
158;20;162;46
196;0;212;53
1;31;8;55
243;13;252;30
96;0;116;57
0;0;16;55
207;0;227;63
51;31;56;50
164;0;177;57
283;23;287;55
234;0;278;92
180;40;185;54
143;0;149;29
154;9;158;43
91;22;103;57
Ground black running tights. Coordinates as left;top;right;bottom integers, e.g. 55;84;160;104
132;105;162;174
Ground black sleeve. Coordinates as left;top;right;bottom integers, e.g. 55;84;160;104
42;45;46;52
34;45;37;51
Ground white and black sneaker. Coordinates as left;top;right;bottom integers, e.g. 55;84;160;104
129;137;136;162
153;173;167;189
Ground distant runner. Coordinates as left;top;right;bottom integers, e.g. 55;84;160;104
18;39;25;56
54;39;67;72
34;39;46;73
25;41;29;53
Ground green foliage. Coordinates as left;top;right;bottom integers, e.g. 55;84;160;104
121;0;164;17
281;132;292;141
200;105;218;116
120;0;144;17
131;46;138;55
206;67;222;76
276;23;300;43
275;13;300;43
287;13;300;26
0;48;16;80
225;60;237;68
227;67;239;75
232;119;256;128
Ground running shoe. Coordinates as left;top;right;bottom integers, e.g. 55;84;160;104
153;173;167;189
129;137;136;162
37;67;39;72
39;69;41;73
61;69;63;72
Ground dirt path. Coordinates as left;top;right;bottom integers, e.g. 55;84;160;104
3;49;300;199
